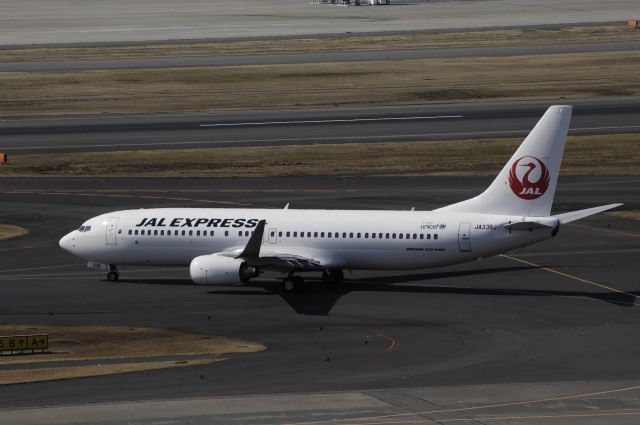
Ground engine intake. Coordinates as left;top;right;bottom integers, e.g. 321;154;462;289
190;254;256;285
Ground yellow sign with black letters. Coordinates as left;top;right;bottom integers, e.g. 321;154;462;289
0;334;48;353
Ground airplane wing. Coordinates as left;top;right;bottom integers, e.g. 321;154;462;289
218;219;346;271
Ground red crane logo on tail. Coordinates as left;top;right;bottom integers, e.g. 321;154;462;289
508;156;550;200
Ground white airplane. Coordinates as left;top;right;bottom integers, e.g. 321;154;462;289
59;105;621;291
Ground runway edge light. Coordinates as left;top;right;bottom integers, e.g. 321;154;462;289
0;152;6;164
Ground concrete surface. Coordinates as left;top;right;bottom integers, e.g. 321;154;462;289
1;0;639;46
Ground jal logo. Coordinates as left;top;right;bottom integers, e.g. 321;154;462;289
508;156;550;200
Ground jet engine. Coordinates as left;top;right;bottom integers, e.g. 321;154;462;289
189;254;259;285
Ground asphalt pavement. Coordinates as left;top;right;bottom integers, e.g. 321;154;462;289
2;97;640;153
0;175;638;424
4;41;640;72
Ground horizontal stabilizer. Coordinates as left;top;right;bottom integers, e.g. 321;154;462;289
552;203;623;224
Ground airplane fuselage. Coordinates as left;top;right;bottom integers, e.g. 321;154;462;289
61;208;555;270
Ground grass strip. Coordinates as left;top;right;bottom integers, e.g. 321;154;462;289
0;224;29;241
1;25;638;62
2;51;639;116
1;134;637;178
0;324;265;384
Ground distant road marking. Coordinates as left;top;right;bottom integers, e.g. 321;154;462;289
567;223;640;238
513;248;640;257
499;254;636;302
358;333;400;362
199;115;463;127
0;263;84;273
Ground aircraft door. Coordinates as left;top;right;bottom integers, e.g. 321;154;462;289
268;228;278;244
106;217;119;246
458;222;471;252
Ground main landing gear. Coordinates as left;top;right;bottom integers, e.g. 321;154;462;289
282;269;344;292
106;264;119;282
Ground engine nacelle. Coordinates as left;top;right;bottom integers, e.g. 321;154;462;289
189;254;258;285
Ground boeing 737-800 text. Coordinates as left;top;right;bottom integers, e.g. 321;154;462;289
59;106;621;291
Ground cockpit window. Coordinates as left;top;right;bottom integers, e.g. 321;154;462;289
78;225;92;233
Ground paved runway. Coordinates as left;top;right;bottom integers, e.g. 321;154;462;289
0;175;638;423
5;41;640;73
2;97;640;153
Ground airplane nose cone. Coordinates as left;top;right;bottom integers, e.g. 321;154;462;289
59;232;75;252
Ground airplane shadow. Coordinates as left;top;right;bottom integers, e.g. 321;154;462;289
205;265;638;315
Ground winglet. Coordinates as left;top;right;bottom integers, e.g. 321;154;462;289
236;219;266;259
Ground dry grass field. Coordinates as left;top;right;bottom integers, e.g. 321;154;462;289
1;134;637;178
2;51;639;116
1;25;636;62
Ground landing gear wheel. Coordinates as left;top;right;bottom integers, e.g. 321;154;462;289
322;268;344;285
107;271;119;282
283;276;304;292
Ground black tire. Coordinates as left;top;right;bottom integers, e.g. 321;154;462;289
322;269;344;285
283;276;305;292
107;272;119;282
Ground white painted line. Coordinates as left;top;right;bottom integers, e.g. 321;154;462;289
199;115;464;127
5;125;640;151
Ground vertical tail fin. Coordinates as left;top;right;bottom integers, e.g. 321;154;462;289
437;105;572;217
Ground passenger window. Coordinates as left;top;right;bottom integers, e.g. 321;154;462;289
279;231;282;237
349;232;353;238
314;232;318;238
343;232;347;238
175;230;178;236
182;230;186;236
434;234;438;240
427;234;431;240
286;231;290;237
196;230;200;236
385;233;389;239
300;232;304;238
239;231;243;237
321;232;325;237
371;233;376;239
210;231;215;236
134;230;139;235
293;232;297;237
307;232;311;238
420;234;424;240
128;230;132;235
225;231;229;236
365;233;368;238
392;233;396;239
328;232;332;238
357;233;361;238
413;234;417;239
141;230;146;235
